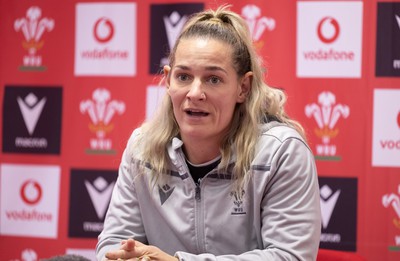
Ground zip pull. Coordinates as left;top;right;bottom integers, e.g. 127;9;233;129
195;178;201;201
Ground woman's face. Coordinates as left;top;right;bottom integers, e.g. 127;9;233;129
165;37;251;144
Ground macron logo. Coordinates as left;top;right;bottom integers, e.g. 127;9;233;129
396;15;400;30
158;184;175;205
163;11;187;50
17;93;46;135
85;177;115;219
21;248;38;261
320;185;341;229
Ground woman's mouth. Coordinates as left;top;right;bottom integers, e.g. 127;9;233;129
185;109;209;117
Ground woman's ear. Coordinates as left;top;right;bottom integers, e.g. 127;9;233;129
237;71;253;103
164;65;171;92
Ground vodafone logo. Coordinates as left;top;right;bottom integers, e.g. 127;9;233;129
93;17;114;43
372;89;400;167
20;180;42;205
317;17;340;44
75;3;136;76
297;2;362;78
379;111;400;150
1;164;60;238
397;111;400;128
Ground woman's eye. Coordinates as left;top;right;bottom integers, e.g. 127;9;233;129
177;74;190;82
208;76;221;85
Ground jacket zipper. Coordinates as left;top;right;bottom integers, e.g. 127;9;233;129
194;178;206;253
195;178;201;201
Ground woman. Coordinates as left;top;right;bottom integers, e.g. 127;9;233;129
96;6;321;261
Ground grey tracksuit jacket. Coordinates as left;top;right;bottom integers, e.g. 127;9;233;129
96;122;321;261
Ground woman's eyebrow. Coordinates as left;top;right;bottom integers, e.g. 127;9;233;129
204;66;228;75
174;64;227;75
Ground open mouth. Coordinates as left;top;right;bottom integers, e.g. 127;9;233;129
185;109;209;117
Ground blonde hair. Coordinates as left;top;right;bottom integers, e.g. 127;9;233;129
129;6;305;189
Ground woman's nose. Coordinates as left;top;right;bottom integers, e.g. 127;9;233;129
187;80;205;101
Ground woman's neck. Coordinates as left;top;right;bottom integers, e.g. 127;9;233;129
182;138;221;164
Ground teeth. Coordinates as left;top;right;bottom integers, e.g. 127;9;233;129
186;109;204;113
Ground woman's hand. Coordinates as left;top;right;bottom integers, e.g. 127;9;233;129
104;238;178;261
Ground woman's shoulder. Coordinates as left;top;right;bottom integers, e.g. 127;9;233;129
259;122;304;143
125;127;144;158
254;122;312;163
127;127;143;143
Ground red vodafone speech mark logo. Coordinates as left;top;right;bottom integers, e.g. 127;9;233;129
317;17;340;44
93;17;114;43
397;111;400;128
20;180;42;205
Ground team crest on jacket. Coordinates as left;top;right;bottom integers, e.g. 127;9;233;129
158;184;175;205
230;190;246;215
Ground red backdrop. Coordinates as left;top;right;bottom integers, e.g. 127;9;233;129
1;0;399;260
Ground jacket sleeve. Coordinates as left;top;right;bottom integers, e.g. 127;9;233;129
175;136;321;261
95;136;146;261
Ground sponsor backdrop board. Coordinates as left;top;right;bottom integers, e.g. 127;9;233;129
0;1;399;261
